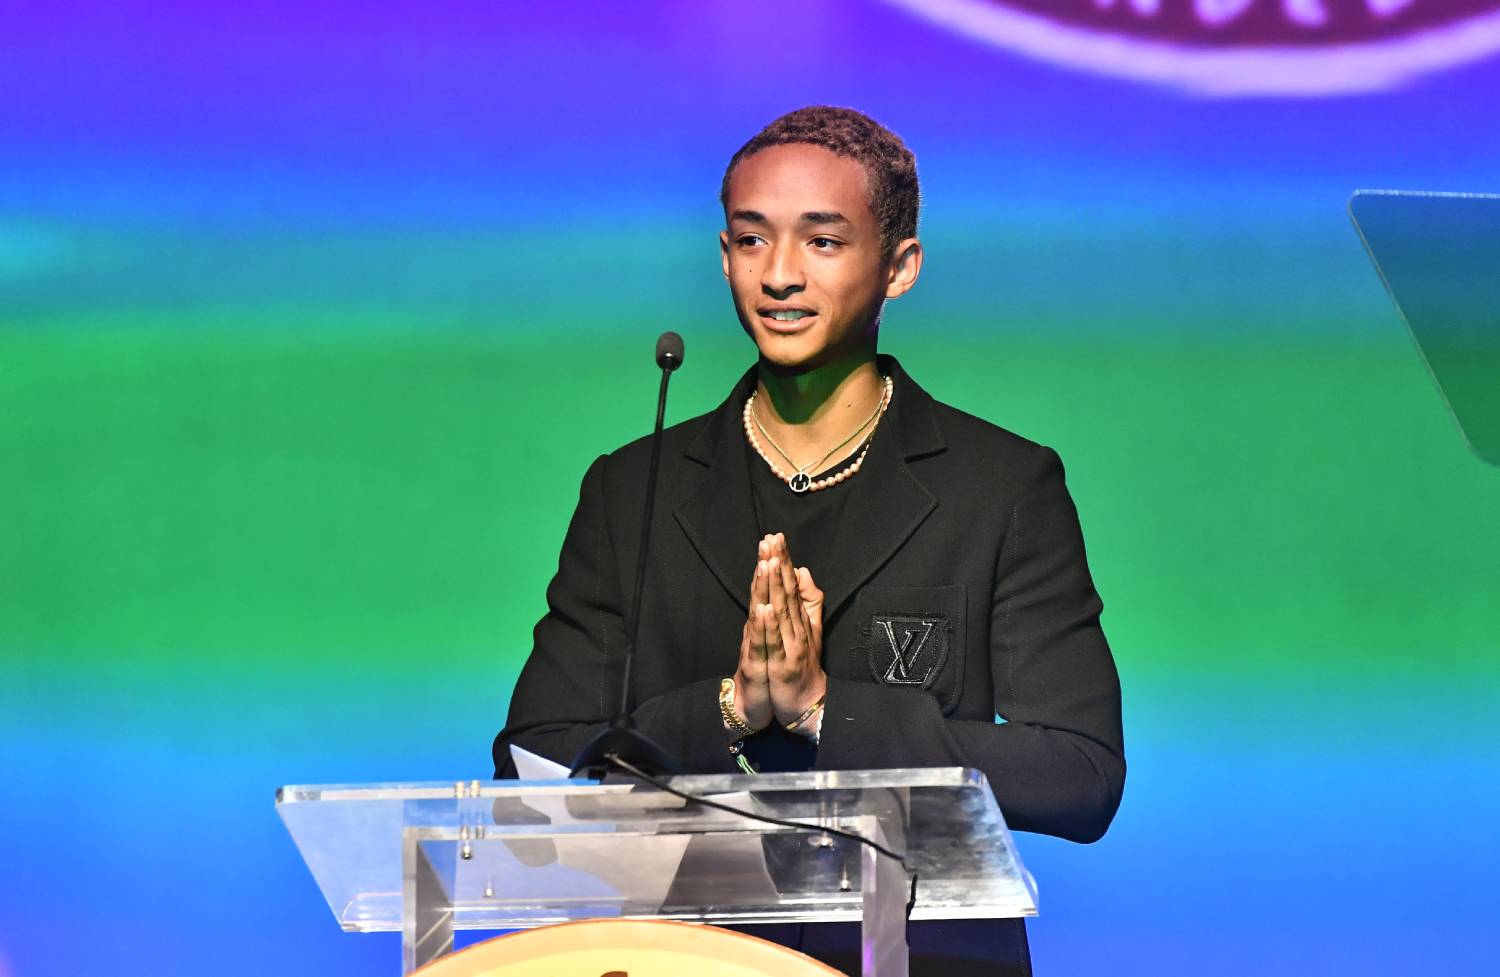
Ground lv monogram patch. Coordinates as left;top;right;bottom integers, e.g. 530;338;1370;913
869;614;949;689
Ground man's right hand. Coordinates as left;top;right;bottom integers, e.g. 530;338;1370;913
731;537;777;734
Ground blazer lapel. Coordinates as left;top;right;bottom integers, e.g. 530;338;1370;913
815;355;945;619
673;355;947;619
673;367;761;612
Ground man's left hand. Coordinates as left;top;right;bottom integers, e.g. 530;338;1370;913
753;532;826;730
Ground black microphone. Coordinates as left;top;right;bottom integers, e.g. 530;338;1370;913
569;331;688;779
656;330;684;372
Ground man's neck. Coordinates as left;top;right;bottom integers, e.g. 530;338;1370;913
753;352;884;464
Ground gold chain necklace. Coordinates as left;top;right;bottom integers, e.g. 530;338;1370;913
742;375;892;494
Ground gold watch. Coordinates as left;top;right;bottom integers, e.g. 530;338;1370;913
719;677;758;737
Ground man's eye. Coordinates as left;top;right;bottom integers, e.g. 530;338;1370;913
811;237;841;250
737;235;763;247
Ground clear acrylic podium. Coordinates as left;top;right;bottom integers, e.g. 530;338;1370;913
1349;190;1500;467
277;767;1037;976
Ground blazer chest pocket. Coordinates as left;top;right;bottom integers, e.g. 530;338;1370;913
850;583;966;715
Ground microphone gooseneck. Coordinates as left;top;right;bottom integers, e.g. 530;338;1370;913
623;332;683;715
569;331;688;779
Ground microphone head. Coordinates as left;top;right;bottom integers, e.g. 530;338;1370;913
655;331;685;372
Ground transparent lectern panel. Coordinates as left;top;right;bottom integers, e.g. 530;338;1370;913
276;768;1036;933
1350;190;1500;466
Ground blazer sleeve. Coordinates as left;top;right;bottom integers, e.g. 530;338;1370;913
493;454;738;779
814;446;1125;843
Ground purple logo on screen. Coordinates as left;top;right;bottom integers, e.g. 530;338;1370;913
881;0;1500;94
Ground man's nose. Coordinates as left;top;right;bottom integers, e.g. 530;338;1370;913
761;242;805;298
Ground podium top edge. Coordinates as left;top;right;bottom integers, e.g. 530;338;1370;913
275;767;987;806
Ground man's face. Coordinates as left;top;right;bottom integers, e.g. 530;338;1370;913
720;143;918;373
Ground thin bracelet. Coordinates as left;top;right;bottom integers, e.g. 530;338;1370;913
785;693;826;733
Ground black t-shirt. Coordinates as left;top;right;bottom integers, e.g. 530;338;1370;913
739;424;877;772
745;431;867;576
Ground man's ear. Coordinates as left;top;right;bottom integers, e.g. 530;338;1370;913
885;238;923;299
720;230;731;280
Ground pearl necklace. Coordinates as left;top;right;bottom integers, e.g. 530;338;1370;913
743;375;893;494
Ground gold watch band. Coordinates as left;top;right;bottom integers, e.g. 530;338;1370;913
719;677;757;737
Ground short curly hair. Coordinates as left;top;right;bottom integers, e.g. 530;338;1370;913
720;106;920;262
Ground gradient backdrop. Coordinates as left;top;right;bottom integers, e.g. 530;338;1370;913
3;2;1499;975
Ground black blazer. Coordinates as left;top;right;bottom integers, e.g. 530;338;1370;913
495;355;1124;843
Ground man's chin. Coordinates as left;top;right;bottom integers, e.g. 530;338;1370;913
754;341;826;376
745;319;877;377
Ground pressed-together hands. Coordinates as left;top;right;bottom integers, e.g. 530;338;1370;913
730;532;826;738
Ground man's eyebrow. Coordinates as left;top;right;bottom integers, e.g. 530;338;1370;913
728;209;852;227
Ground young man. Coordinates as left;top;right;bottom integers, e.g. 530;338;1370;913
495;106;1124;975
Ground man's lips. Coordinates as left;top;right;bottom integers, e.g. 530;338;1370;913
757;307;818;333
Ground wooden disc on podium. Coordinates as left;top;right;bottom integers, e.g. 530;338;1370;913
412;919;846;976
